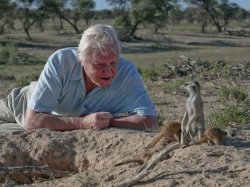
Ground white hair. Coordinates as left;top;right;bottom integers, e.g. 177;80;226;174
78;24;121;63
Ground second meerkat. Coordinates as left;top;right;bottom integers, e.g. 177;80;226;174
196;127;227;145
195;126;235;145
181;81;205;145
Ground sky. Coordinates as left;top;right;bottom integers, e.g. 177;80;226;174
94;0;250;10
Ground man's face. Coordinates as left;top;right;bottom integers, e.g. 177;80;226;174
82;54;119;88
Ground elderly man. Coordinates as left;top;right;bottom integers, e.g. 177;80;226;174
0;24;158;132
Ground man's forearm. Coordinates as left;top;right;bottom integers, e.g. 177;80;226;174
24;109;87;131
109;115;158;130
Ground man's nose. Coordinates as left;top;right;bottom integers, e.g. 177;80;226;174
103;65;112;74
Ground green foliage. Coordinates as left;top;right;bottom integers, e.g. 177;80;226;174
219;84;248;106
208;106;250;128
140;67;161;81
209;83;249;128
206;60;227;78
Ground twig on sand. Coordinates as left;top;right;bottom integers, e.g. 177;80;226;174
109;142;181;187
0;164;71;182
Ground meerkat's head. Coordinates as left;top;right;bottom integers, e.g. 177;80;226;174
225;125;237;138
181;81;201;95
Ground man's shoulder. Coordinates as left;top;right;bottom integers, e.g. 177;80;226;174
50;47;78;60
118;56;137;70
113;56;140;85
47;47;79;67
45;47;81;79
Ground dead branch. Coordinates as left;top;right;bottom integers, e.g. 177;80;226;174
109;142;180;187
0;164;71;183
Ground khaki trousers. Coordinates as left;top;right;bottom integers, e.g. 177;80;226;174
0;82;36;132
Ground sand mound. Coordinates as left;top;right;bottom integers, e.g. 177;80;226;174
0;125;249;186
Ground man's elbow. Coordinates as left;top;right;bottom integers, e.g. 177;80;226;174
24;109;43;130
143;116;159;130
23;118;38;130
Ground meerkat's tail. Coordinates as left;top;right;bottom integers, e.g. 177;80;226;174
114;159;144;166
146;133;164;148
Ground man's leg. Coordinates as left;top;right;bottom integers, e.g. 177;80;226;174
0;98;24;132
0;82;37;132
0;121;24;132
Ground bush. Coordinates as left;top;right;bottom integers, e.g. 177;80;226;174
219;84;248;106
208;106;250;128
140;67;161;81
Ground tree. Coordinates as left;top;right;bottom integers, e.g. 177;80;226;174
40;0;95;34
183;7;210;33
184;0;223;33
0;0;16;34
217;0;239;31
94;9;114;20
196;9;210;33
184;0;241;33
107;0;131;32
151;0;178;34
108;0;177;40
70;0;95;27
14;0;43;40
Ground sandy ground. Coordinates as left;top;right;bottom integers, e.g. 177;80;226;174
0;75;250;187
0;122;249;187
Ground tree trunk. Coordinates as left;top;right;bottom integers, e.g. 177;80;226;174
201;22;207;33
61;15;81;34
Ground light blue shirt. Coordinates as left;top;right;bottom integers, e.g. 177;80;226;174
28;47;157;117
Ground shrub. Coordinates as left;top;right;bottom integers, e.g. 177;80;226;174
140;67;161;81
219;84;248;106
208;106;250;128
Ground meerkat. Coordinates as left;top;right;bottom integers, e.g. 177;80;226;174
114;149;154;166
146;121;181;148
181;81;205;145
115;122;181;167
194;127;230;145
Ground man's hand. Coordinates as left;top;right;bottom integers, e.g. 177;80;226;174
80;112;113;130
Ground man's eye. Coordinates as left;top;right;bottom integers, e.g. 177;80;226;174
95;64;105;69
111;62;118;67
